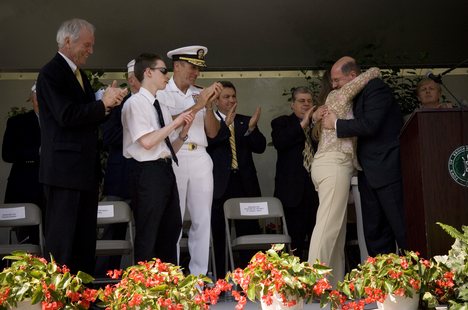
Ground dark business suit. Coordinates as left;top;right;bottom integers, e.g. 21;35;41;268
208;112;266;277
101;96;133;200
271;113;319;260
37;53;107;274
95;95;134;276
336;78;407;256
2;110;44;244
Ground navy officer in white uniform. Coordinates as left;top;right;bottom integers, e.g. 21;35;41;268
158;45;222;276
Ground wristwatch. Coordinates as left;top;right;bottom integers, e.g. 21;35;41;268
179;134;189;142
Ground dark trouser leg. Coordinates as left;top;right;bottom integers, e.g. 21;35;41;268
358;172;402;256
283;186;318;261
375;179;407;251
154;168;182;264
132;161;181;264
44;185;98;275
211;197;226;278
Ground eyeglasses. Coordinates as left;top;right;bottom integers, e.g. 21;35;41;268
149;67;169;75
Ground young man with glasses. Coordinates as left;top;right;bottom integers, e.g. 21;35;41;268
158;46;222;276
121;53;196;264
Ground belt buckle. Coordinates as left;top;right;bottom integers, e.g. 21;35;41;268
187;143;197;151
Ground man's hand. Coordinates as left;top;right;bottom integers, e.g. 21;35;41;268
179;111;195;137
193;82;223;112
225;103;237;126
322;110;338;129
300;106;315;128
173;110;194;128
312;105;328;123
248;107;261;131
101;80;128;109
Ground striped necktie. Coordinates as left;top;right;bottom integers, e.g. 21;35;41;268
229;123;238;169
75;69;84;90
302;125;314;173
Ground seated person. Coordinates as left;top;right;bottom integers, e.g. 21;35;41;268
416;78;452;109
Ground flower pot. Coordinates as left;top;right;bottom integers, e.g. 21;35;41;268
377;292;419;310
11;300;41;310
260;293;304;310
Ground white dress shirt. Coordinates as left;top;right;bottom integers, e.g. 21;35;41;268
122;87;176;162
158;77;207;147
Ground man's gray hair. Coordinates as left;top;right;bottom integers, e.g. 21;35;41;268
56;18;95;49
291;86;313;102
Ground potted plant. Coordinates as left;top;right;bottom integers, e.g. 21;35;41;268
336;250;424;310
0;251;98;309
97;258;231;309
432;223;468;309
418;257;454;309
227;244;334;310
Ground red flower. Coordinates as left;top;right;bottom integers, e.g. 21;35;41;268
106;269;123;279
393;288;405;297
261;292;274;306
366;257;376;264
400;258;409;269
42;301;64;310
388;270;403;279
409;278;420;290
313;278;331;296
0;288;10;305
66;291;81;302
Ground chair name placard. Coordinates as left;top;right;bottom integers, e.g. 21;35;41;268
239;202;269;216
97;204;115;218
0;207;26;220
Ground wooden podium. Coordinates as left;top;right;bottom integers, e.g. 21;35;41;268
400;108;468;257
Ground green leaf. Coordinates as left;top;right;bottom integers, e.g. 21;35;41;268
76;271;94;283
247;285;257;301
31;286;43;304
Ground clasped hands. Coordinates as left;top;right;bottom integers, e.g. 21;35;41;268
101;80;129;110
302;105;337;129
174;110;195;138
193;82;223;112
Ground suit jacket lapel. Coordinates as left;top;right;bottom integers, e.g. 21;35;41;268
54;53;93;100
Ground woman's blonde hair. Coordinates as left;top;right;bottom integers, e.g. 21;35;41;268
312;70;332;141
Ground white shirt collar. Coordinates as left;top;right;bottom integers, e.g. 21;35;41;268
166;77;197;96
216;110;227;120
58;52;77;73
138;87;157;103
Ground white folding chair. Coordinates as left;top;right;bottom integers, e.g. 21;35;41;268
0;203;44;257
351;176;369;263
96;201;134;265
179;210;217;280
223;197;291;272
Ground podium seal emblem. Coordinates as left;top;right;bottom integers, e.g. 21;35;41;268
448;145;468;187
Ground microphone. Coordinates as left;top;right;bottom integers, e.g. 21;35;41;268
425;71;442;84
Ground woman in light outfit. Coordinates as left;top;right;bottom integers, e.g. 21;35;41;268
307;67;381;287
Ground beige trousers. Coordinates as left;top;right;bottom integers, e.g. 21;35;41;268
308;152;354;287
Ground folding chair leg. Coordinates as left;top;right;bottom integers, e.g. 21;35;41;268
209;231;217;280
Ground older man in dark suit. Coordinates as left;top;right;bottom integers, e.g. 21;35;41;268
36;18;127;274
271;87;319;261
323;56;407;256
208;81;266;277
